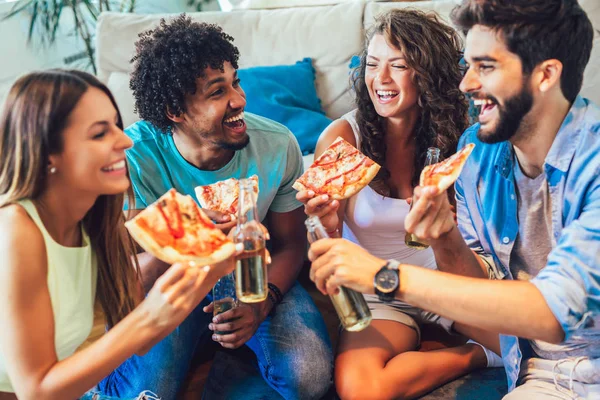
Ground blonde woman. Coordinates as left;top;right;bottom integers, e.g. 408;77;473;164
0;70;237;400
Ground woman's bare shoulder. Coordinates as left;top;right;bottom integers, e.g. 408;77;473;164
315;118;358;157
0;204;46;271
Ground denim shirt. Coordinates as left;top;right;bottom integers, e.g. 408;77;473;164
455;96;600;391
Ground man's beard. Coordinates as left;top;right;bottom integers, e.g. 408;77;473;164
214;135;250;151
477;85;534;144
193;124;251;151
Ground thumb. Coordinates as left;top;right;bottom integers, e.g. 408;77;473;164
203;302;215;313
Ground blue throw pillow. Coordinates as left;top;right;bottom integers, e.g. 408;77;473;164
239;58;331;155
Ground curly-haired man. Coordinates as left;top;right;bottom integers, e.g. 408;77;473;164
97;15;333;400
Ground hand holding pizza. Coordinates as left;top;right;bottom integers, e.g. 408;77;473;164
296;190;341;234
137;262;213;334
202;208;237;234
404;144;475;242
405;185;456;241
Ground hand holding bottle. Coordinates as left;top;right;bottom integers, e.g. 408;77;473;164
296;190;340;234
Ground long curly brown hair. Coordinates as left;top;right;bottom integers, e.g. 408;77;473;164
354;9;468;193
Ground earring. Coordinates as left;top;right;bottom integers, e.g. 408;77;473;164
49;167;57;174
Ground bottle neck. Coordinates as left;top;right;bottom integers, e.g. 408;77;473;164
305;216;330;243
425;147;441;166
237;182;258;224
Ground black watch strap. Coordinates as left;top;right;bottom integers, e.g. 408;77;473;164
374;260;400;302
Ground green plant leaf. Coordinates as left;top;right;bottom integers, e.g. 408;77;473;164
50;0;64;42
27;1;39;43
1;0;35;21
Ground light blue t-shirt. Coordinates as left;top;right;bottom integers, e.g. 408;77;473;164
124;112;303;221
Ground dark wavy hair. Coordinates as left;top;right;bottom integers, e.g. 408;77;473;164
130;14;240;132
451;0;593;103
353;9;468;192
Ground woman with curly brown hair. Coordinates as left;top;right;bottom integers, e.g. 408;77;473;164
298;9;500;399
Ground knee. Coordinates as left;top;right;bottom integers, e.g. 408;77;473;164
336;365;400;400
278;353;333;400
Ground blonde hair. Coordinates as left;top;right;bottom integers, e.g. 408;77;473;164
0;70;141;328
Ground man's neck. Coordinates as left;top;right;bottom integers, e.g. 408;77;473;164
511;95;571;178
172;127;235;171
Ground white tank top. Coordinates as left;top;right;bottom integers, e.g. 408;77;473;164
0;200;97;392
340;110;437;270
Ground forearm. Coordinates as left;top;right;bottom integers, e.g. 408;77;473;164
430;227;487;278
137;252;170;293
26;309;154;399
268;244;305;295
397;264;564;343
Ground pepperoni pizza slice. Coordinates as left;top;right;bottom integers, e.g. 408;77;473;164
293;137;380;200
125;189;236;265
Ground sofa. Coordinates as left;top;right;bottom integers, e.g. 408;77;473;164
95;1;600;397
97;0;600;170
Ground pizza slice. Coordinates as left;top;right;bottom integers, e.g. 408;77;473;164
125;189;236;265
420;143;475;191
293;136;381;200
195;175;259;216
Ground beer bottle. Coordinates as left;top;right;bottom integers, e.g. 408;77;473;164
405;147;441;250
232;178;267;303
305;216;372;332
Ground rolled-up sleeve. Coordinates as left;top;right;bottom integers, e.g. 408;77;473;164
455;136;504;280
531;177;600;340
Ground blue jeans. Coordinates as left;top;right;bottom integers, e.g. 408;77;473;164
97;282;333;400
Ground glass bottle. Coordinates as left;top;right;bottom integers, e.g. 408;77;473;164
405;147;441;250
232;178;268;303
212;272;237;334
305;216;372;332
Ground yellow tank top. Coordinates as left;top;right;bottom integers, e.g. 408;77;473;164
0;200;97;392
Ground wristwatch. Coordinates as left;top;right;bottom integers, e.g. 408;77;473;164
373;260;400;302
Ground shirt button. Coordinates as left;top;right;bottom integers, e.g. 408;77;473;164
503;237;510;244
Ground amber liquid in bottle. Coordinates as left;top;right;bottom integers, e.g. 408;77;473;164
405;147;441;250
305;216;372;332
232;178;268;303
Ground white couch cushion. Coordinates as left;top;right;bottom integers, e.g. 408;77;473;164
96;2;365;126
364;0;458;28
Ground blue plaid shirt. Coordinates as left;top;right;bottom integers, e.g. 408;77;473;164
456;96;600;391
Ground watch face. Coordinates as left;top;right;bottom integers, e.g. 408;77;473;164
375;268;399;293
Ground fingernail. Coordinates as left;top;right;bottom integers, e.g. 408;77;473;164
212;335;218;341
213;316;219;323
209;324;214;330
322;195;328;200
235;243;244;252
308;191;315;196
188;261;197;268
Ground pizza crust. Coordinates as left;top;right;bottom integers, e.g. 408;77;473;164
125;218;236;265
195;175;259;215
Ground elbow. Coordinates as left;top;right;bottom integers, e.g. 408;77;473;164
540;319;565;345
